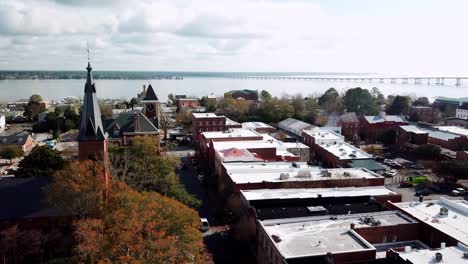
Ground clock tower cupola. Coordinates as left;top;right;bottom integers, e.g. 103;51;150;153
142;84;160;126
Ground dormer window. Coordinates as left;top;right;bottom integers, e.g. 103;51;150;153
113;129;119;136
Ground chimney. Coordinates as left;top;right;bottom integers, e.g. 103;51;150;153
419;195;424;202
133;113;140;132
143;85;147;95
440;242;446;249
435;253;443;262
350;223;355;229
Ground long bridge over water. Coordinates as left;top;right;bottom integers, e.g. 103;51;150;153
216;76;468;86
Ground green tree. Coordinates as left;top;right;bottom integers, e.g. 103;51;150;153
437;160;468;182
342;87;378;115
46;161;206;263
303;98;318;124
129;97;139;110
0;147;23;162
413;97;430;107
64;106;79;128
387;95;411;115
109;137;200;207
413;144;441;159
318;88;341;113
371;87;385;105
16;146;66;177
260;90;272;101
291;94;305;119
29;94;43;103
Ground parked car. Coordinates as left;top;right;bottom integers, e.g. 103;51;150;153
410;163;425;170
451;188;467;196
197;174;205;183
384;169;398;177
200;218;210;232
415;189;430;196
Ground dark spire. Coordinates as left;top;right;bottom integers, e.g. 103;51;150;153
142;84;159;101
78;61;107;141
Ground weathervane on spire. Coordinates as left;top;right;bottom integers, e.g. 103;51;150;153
87;41;91;62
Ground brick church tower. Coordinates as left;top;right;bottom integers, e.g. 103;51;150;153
78;61;109;162
142;84;160;127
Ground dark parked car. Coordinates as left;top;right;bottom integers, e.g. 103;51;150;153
415;189;430;196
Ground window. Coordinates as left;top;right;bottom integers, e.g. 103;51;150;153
113;129;119;136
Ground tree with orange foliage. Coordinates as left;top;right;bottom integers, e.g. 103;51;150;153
46;161;206;263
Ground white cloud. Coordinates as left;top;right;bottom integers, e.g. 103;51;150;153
0;0;467;74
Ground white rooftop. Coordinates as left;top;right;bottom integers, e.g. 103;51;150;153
436;126;468;137
260;211;414;259
400;125;428;134
241;122;275;130
224;163;382;184
303;128;344;143
304;128;370;160
278;118;315;136
422;128;461;141
392;198;468;246
364;115;405;124
201;128;261;139
320;141;371;160
225;118;240;126
192;112;220;118
397;243;468;264
241;186;396;201
212;134;308;152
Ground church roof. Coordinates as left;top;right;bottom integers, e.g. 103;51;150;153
143;84;159;101
104;112;158;138
78;62;108;141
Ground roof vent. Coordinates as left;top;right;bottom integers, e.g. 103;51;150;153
297;169;311;178
438;207;449;217
271;234;282;243
280;173;290;180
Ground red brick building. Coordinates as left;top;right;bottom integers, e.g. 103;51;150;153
396;125;429;150
445;117;468;129
191;113;241;141
456;151;468;161
424;128;468;151
359;114;408;143
339;112;360;142
388;198;468;248
177;98;200;110
409;106;438;123
302;128;373;168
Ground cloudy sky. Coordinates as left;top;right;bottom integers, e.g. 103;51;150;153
0;0;467;74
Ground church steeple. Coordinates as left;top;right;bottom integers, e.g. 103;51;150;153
78;61;107;142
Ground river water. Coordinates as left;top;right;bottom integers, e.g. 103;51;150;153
0;77;466;102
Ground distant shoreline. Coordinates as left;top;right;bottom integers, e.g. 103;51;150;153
0;71;370;80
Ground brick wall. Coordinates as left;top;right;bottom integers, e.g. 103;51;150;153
78;140;108;162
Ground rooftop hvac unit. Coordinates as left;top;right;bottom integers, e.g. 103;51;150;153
297;169;312;178
280;173;290;180
321;170;331;177
438;207;449;217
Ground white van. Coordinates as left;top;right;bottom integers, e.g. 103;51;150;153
200;218;209;232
